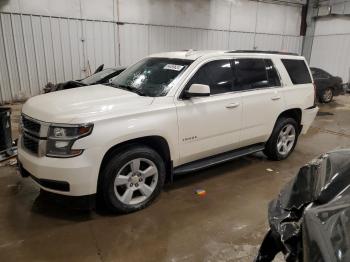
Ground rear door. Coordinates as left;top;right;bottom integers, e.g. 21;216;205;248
234;58;284;146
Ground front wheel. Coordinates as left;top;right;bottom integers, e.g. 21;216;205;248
99;146;166;213
264;117;299;161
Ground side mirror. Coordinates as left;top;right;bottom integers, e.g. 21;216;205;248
184;84;210;98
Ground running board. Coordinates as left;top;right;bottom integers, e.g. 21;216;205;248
173;143;265;176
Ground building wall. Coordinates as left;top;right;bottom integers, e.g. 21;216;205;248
0;0;303;103
310;17;350;82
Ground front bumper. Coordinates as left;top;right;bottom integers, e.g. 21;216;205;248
301;106;319;134
18;163;70;191
18;137;102;196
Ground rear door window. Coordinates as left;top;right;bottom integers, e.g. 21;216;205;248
281;59;312;85
233;59;269;90
264;59;281;87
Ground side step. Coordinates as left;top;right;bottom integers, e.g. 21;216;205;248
173;143;265;175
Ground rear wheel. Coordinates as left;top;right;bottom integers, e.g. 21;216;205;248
319;87;333;103
264;117;299;161
99;146;166;213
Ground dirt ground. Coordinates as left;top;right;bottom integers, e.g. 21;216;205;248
1;95;350;261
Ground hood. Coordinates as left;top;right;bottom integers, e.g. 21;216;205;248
22;85;154;123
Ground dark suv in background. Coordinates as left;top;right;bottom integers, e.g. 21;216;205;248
311;67;343;103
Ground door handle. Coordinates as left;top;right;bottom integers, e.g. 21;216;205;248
271;96;281;101
226;102;240;109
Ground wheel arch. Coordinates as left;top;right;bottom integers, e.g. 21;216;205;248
98;136;172;187
276;108;302;132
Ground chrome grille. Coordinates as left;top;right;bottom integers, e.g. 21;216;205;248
22;116;41;134
23;134;39;154
21;115;48;156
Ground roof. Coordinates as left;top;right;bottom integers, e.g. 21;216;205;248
149;49;303;61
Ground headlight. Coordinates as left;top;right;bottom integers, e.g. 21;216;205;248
46;123;93;158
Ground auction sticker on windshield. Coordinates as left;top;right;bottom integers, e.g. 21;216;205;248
164;64;184;71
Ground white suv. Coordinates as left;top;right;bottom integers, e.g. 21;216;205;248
18;50;318;213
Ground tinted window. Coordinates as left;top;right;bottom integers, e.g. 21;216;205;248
265;59;281;87
186;60;234;95
282;59;312;84
311;68;320;75
311;68;330;79
234;59;269;90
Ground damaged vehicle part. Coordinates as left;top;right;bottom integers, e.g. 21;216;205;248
44;65;126;93
256;149;350;262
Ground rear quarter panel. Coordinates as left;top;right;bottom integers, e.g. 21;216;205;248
274;57;315;111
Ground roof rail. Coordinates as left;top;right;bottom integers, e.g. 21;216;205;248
226;50;299;56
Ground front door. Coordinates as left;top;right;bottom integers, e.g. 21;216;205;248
175;59;242;165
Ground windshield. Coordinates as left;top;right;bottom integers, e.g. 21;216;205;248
111;58;192;97
80;68;117;85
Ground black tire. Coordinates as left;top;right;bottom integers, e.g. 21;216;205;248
319;87;333;103
98;145;166;213
264;117;299;161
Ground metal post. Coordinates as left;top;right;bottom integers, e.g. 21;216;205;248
302;0;318;61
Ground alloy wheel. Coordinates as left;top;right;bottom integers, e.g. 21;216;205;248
277;124;296;156
322;88;333;102
114;158;158;205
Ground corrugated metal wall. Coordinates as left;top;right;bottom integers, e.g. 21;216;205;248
310;17;350;82
0;13;118;103
121;24;302;66
0;0;304;103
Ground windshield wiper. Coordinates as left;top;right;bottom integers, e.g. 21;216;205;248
104;82;116;87
106;82;147;96
115;84;146;96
